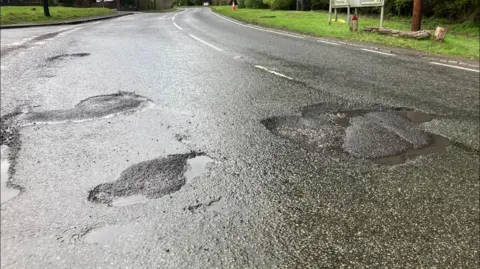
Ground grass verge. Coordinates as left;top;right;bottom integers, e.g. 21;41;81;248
0;6;115;25
211;6;479;59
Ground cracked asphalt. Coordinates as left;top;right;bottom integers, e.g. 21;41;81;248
1;8;479;268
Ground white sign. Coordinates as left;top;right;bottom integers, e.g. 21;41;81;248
331;0;384;8
329;0;385;26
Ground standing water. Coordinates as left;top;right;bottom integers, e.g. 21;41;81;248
1;145;20;204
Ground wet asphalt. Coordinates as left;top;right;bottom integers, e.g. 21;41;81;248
1;8;479;268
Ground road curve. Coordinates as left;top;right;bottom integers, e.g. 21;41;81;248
1;8;479;269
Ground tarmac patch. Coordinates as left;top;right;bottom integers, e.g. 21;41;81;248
88;152;208;205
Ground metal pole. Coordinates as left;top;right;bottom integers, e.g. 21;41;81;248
347;6;350;25
355;8;357;16
328;0;332;25
411;0;422;31
335;8;337;21
380;6;384;27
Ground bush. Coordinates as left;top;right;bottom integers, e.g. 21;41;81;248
245;0;266;8
263;0;295;10
307;0;479;21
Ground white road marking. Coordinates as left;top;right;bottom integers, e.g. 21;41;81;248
188;34;223;52
361;48;395;56
211;10;304;40
34;41;46;45
318;40;339;45
173;22;183;31
254;65;293;80
172;13;178;21
429;62;480;73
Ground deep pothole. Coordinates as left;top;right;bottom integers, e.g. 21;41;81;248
88;152;212;206
47;53;90;62
0;112;23;204
262;105;450;165
18;91;152;125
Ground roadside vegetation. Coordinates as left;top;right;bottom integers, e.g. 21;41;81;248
211;5;479;59
0;6;115;25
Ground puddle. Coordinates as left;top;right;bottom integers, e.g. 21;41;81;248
375;134;451;165
83;224;134;244
1;146;20;204
184;155;213;183
111;194;149;207
88;152;209;205
19;91;152;125
262;105;450;165
47;53;90;62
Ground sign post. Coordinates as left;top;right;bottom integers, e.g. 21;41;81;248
328;0;385;27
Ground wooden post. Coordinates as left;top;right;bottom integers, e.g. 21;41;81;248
411;0;422;31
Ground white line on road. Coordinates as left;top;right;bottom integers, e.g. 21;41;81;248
254;65;293;80
211;11;304;40
318;40;340;45
173;22;183;31
188;34;223;52
429;62;480;73
172;13;178;21
361;48;395;56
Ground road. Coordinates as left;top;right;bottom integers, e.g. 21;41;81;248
1;8;479;268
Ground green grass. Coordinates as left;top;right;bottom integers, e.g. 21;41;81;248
211;7;479;59
0;6;115;25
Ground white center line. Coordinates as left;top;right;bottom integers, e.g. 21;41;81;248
172;13;178;21
361;48;395;56
211;10;304;40
188;34;223;52
318;40;340;45
254;65;293;80
173;22;183;31
429;62;480;73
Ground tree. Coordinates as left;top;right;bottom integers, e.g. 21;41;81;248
43;0;50;17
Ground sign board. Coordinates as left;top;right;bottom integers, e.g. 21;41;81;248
329;0;385;26
332;0;384;8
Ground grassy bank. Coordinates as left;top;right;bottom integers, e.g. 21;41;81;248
0;6;115;25
211;7;479;59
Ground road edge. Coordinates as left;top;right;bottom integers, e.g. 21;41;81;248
0;12;134;30
209;8;479;68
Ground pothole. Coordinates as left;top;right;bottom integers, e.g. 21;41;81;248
47;53;90;62
1;145;20;204
83;224;134;244
184;155;213;183
18;91;152;125
1;112;23;204
88;151;209;206
262;105;450;165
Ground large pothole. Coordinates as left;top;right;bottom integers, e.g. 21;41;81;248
88;152;212;206
262;104;450;165
19;91;152;125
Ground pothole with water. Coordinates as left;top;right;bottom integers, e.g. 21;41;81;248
262;104;450;165
88;152;213;206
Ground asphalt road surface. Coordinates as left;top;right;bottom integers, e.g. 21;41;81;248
1;8;479;268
